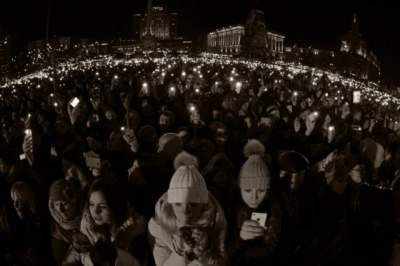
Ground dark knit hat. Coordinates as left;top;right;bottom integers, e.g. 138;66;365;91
49;179;80;203
138;125;158;145
158;133;183;159
325;156;349;183
278;151;310;174
361;138;384;168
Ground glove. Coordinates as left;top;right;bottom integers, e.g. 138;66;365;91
191;228;209;258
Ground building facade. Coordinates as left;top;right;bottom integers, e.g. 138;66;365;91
133;7;178;41
339;15;380;80
207;25;284;55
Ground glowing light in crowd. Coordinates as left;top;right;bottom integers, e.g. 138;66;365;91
189;104;196;113
1;51;399;113
235;81;243;90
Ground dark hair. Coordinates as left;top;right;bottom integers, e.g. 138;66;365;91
87;178;128;226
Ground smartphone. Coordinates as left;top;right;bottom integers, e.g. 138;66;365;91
251;212;268;227
352;125;362;132
24;129;32;137
353;91;361;104
70;97;80;108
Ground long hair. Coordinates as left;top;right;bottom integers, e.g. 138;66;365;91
10;181;38;213
86;178;129;227
154;192;224;235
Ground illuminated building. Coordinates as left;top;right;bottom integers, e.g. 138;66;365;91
133;6;178;41
207;26;245;54
339;14;381;80
207;25;284;55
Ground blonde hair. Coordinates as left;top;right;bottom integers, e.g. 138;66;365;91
10;181;37;213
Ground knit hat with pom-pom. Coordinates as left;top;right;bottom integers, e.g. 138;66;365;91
239;139;270;190
168;151;208;204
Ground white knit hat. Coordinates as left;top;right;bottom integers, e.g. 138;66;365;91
168;152;208;203
239;139;271;190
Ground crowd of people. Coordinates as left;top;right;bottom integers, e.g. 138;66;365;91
0;52;400;266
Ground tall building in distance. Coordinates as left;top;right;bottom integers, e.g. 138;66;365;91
207;8;285;57
207;25;284;55
338;14;380;80
133;6;178;41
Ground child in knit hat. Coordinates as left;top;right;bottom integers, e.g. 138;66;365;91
148;151;227;266
228;139;282;266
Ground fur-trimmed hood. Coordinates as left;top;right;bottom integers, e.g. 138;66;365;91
151;192;226;236
148;192;228;266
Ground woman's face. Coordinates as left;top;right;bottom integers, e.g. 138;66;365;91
241;188;267;209
349;164;365;184
172;202;203;225
54;200;77;221
105;110;115;121
11;193;30;220
89;191;113;226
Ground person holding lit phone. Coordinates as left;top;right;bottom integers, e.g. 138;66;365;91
228;139;282;266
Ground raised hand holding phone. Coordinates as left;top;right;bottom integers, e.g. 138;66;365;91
22;128;34;165
240;219;266;240
67;97;81;125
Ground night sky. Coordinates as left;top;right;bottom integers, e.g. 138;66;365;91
1;0;399;84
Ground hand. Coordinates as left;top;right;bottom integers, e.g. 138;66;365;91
327;128;335;143
122;128;139;152
240;220;265;241
72;232;91;252
305;113;317;136
22;134;34;165
172;233;193;256
318;150;337;172
67;104;81;125
191;228;208;257
294;117;301;133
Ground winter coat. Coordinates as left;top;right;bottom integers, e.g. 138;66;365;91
227;193;282;265
64;208;147;266
63;247;141;266
148;192;227;266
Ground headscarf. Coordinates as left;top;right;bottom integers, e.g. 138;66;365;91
49;179;82;230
